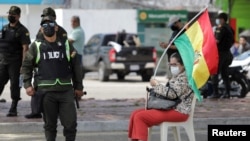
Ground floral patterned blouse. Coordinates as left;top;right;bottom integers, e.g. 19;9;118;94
153;71;194;115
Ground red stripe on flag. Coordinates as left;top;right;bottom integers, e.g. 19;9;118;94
197;10;218;75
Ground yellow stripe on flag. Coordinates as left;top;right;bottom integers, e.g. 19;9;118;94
185;22;210;88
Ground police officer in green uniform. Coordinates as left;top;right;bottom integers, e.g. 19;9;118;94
25;7;68;119
21;16;84;141
0;6;31;117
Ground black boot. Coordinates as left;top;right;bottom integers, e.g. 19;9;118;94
208;86;220;99
208;93;220;99
7;100;18;117
0;98;6;103
221;83;231;99
45;131;57;141
220;94;230;99
25;113;42;119
220;91;230;99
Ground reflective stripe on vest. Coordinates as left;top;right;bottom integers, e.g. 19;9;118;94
38;78;72;86
35;41;41;64
65;40;70;62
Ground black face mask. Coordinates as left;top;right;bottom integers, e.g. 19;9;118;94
43;24;55;37
170;25;179;31
8;15;16;23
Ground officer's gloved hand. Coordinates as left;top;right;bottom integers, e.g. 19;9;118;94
75;90;84;98
25;86;35;96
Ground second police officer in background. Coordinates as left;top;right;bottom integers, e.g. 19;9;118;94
21;15;84;141
25;7;68;119
0;6;31;117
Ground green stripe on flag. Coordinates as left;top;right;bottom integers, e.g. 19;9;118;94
174;33;203;101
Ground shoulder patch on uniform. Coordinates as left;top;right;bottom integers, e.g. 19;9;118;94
26;33;30;36
63;33;67;37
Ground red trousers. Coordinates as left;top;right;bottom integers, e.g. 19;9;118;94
128;108;188;141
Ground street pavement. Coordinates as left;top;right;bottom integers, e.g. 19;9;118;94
0;72;150;101
0;130;207;141
0;72;250;141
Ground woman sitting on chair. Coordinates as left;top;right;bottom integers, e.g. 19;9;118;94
128;52;194;141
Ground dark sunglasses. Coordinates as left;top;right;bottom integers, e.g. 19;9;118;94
42;22;56;28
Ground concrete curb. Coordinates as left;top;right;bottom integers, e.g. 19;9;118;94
0;117;250;134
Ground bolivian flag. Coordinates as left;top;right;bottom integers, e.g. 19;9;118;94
174;9;218;101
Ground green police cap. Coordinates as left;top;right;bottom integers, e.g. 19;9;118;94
41;7;56;17
8;6;21;15
40;16;56;26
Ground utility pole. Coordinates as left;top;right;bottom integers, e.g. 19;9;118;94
228;0;234;24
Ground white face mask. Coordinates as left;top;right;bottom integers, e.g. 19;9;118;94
215;19;220;25
170;66;180;77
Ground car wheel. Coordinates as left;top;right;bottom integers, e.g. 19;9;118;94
98;61;109;81
230;77;248;98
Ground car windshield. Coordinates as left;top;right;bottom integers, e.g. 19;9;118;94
234;51;250;60
86;35;101;46
102;35;116;46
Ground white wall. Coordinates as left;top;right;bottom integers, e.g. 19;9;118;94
55;9;137;43
0;4;53;40
1;5;138;43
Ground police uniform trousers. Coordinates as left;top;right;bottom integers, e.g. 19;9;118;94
211;51;233;95
29;76;43;115
30;91;43;114
0;58;22;101
40;89;77;141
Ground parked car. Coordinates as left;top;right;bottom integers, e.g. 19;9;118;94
82;33;157;81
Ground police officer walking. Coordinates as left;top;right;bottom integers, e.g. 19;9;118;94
25;7;68;119
0;6;31;117
21;16;84;141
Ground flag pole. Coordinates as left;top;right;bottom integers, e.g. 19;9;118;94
153;5;209;78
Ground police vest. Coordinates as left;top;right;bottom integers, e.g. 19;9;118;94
0;25;22;54
35;40;72;87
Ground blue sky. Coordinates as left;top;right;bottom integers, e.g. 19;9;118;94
0;0;64;4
